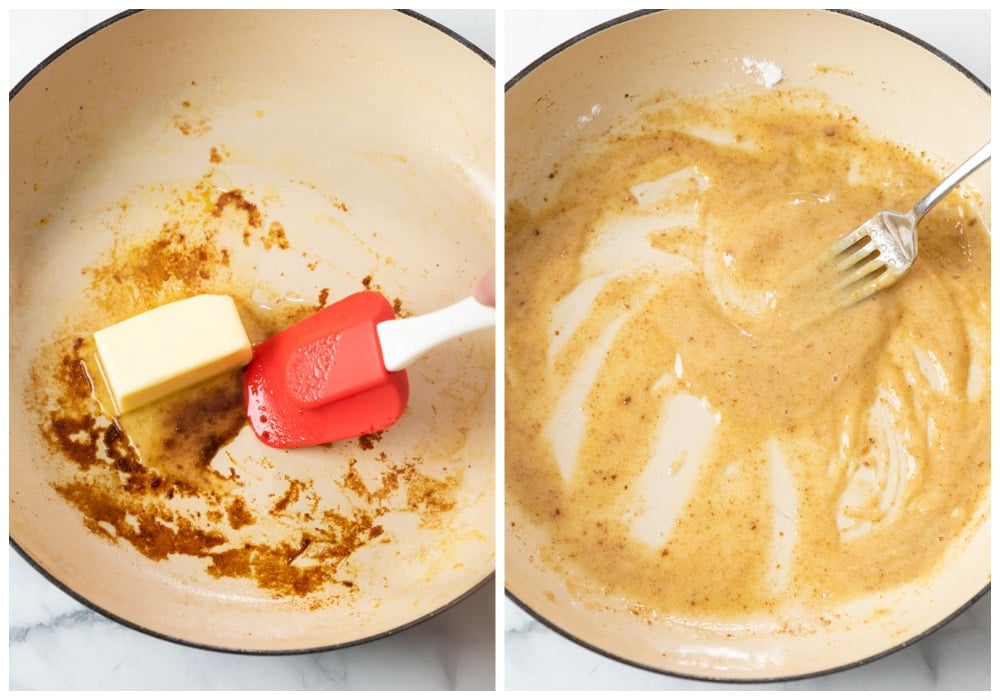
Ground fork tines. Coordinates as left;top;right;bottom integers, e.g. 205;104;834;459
831;220;889;290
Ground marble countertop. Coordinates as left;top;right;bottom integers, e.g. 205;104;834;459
502;9;990;692
8;9;496;692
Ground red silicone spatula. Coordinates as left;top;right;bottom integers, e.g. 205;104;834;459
243;290;495;448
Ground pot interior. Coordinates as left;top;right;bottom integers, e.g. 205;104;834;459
10;9;495;652
505;9;989;680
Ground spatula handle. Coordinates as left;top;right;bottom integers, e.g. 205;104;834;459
376;296;496;372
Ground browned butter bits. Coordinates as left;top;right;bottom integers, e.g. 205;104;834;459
28;153;463;601
506;89;989;621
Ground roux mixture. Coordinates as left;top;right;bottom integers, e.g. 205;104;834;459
506;90;990;620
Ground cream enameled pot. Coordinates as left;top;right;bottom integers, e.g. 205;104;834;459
505;9;989;681
10;10;494;652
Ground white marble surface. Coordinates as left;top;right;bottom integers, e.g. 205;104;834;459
503;9;991;692
7;9;496;692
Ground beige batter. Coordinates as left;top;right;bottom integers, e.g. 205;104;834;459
505;89;989;621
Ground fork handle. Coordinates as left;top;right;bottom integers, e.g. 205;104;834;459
912;142;991;222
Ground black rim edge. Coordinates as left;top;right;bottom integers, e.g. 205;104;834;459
835;9;990;96
10;9;495;102
401;9;495;68
9;9;139;101
504;9;656;92
504;9;991;96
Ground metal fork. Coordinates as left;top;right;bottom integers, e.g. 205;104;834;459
831;142;990;304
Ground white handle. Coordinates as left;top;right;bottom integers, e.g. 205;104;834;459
376;296;495;372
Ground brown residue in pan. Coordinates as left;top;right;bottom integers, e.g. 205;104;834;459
82;220;232;318
30;175;462;601
406;471;460;528
172;100;211;137
358;431;383;451
358;275;407;317
261;220;290;250
270;478;307;515
213;189;262;228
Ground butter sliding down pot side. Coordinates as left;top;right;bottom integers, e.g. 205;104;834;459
10;9;495;653
504;9;989;682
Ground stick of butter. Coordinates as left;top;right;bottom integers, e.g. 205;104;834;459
93;294;253;415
